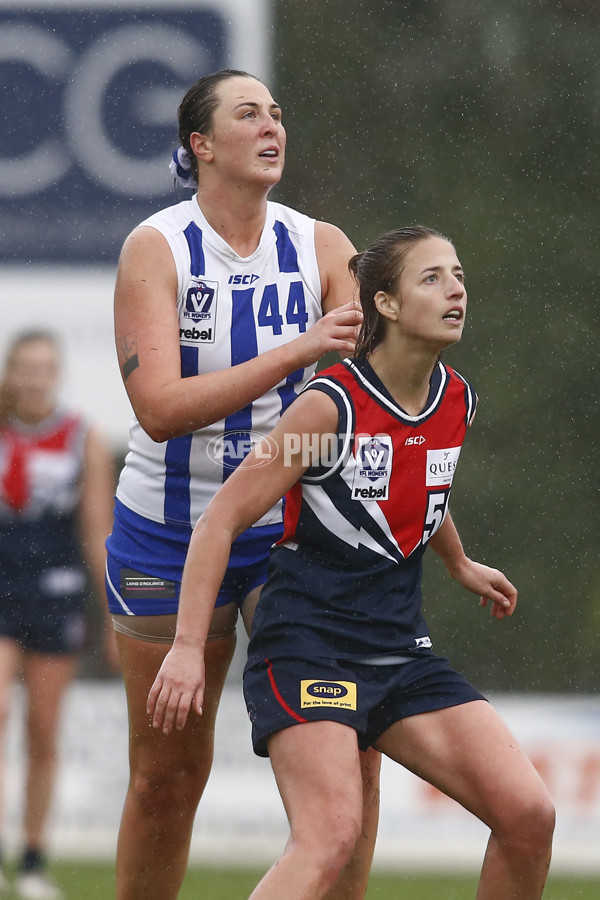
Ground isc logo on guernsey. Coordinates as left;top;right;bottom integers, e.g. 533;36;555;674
228;274;259;284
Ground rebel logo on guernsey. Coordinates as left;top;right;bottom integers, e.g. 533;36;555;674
300;680;357;710
426;447;462;486
351;435;393;501
180;278;218;344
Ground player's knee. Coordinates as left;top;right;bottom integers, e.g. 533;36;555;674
520;791;555;852
310;813;361;880
497;787;555;856
334;825;361;874
323;833;360;891
129;758;210;818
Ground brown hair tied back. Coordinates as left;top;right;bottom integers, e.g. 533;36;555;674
177;69;261;185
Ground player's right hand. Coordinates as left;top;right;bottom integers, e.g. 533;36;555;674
147;643;205;734
293;300;362;365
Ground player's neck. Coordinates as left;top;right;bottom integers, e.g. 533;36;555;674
369;342;437;417
12;401;55;427
195;184;270;257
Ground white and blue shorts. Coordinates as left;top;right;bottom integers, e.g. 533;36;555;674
105;498;282;616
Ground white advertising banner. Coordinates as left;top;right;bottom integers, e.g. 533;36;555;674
4;682;600;873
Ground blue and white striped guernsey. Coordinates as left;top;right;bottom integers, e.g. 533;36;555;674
116;198;322;528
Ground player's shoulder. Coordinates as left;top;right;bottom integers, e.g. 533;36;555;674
301;361;357;415
267;200;316;234
313;219;355;254
136;197;198;238
441;362;477;421
119;199;198;264
306;359;351;389
443;361;475;392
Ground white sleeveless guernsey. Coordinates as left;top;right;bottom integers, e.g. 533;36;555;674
116;198;323;528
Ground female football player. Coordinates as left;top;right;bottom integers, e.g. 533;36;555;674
149;225;555;900
105;69;379;900
0;330;115;900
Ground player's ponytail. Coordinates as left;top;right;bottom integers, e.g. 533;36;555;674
351;225;448;358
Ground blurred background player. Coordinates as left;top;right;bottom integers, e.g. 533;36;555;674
0;330;116;900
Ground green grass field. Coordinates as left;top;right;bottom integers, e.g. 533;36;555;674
15;863;600;899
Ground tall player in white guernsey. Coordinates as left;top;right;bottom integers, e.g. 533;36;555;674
149;227;554;900
105;71;379;900
116;198;324;528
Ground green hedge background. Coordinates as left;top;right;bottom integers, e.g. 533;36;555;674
270;0;598;692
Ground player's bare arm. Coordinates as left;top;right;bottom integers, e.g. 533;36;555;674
429;513;517;619
147;390;339;734
315;220;359;312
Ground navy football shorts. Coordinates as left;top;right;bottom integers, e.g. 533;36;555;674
105;498;283;615
0;565;87;655
243;653;486;757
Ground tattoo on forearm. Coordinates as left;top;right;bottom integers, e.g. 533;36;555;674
120;333;139;382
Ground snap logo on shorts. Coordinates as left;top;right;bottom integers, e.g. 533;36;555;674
300;680;357;710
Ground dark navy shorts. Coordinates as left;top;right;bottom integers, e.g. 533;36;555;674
243;653;486;757
0;565;87;655
105;498;283;615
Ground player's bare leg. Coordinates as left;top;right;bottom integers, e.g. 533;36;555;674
115;606;237;900
249;721;364;900
376;700;554;900
0;639;22;839
324;745;380;900
22;653;78;849
242;588;380;900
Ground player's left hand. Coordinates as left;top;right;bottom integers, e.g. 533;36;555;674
452;558;517;620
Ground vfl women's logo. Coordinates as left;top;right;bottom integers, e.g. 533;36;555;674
180;279;218;345
359;437;390;480
184;280;216;321
351;434;393;500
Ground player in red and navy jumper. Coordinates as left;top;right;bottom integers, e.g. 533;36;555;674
251;355;477;669
148;227;555;900
0;330;114;899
